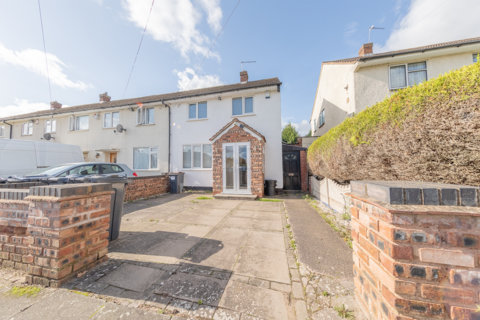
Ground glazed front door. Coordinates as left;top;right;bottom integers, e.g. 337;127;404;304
223;142;251;194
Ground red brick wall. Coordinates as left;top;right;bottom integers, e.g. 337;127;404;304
350;193;480;320
212;125;265;198
0;184;113;287
300;150;308;192
124;175;170;202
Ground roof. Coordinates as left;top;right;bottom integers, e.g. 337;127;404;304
209;118;266;142
324;36;480;65
1;78;282;122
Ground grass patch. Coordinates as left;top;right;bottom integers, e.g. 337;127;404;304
334;304;355;319
8;286;41;298
257;198;283;202
196;196;212;200
322;291;329;297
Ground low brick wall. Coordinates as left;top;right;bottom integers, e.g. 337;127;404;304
0;183;113;287
350;181;480;320
124;175;170;202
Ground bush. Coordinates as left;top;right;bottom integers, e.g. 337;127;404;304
308;61;480;185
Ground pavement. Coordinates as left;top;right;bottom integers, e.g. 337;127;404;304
0;193;310;320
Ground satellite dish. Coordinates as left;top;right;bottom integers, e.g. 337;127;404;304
115;124;126;134
43;133;54;140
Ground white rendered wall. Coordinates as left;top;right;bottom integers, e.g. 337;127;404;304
169;85;283;188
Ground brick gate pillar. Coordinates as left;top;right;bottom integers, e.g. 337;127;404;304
349;181;480;320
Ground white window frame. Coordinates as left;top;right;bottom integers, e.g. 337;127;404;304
22;122;33;136
44;119;56;133
188;102;208;120
389;61;428;90
136;107;155;125
0;125;4;138
182;144;213;170
133;147;158;170
313;119;316;131
103;111;120;128
68;115;89;131
232;97;255;117
473;53;479;63
318;109;325;127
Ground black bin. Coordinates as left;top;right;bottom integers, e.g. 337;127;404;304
265;179;277;197
168;172;185;194
82;175;129;241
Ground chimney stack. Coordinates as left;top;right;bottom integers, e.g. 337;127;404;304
240;71;248;83
99;92;111;103
50;101;62;110
358;43;373;57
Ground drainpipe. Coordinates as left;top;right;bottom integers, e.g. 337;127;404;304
3;120;12;139
161;100;171;173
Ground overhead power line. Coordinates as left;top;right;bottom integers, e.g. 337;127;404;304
122;0;156;99
183;0;242;91
37;0;52;102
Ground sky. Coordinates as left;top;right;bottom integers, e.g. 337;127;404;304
1;0;480;135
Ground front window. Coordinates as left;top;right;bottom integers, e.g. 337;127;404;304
188;102;207;120
136;107;155;125
232;97;254;116
104;112;119;128
390;62;427;89
69;115;89;131
0;125;4;137
45;119;56;133
183;144;212;169
474;54;479;63
22;122;33;135
133;147;158;170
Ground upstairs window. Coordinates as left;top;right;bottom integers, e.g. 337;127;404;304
0;125;4;137
136;107;154;125
390;62;427;89
22;122;33;135
104;112;119;128
45;119;56;133
188;102;207;120
318;109;325;127
232;97;254;116
69;115;89;131
474;54;479;63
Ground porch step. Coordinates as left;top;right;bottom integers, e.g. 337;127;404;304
214;194;257;201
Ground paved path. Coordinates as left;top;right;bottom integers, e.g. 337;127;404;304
0;193;309;320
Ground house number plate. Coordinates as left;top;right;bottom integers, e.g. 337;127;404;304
288;173;294;176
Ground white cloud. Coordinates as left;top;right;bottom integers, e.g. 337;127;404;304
377;0;480;53
0;99;70;118
282;118;311;136
175;67;223;90
344;22;359;46
123;0;222;61
0;43;90;91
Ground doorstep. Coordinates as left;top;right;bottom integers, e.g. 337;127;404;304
214;193;257;201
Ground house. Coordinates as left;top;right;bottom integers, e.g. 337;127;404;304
310;36;480;136
0;71;283;198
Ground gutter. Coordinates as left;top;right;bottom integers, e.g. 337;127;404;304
1;82;282;122
161;100;171;173
3;120;12;139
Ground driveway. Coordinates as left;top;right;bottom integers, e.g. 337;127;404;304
0;193;308;320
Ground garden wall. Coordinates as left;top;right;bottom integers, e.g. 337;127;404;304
124;175;170;202
310;177;351;213
350;180;480;320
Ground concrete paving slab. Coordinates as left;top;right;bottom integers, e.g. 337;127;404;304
212;200;243;210
244;230;286;252
99;264;165;292
231;210;258;218
252;219;283;232
0;288;53;320
234;246;290;284
183;240;242;270
208;227;250;245
219;281;289;320
120;220;157;231
213;308;242;320
169;224;213;239
144;238;201;264
295;300;309;320
91;302;171;319
142;222;186;233
187;302;217;318
155;273;228;304
239;202;282;212
10;290;105;320
223;217;253;228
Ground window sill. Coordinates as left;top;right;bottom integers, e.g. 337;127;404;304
69;129;89;132
182;168;213;171
187;118;208;122
134;169;160;172
103;127;115;130
232;113;255;118
22;134;33;136
136;123;155;127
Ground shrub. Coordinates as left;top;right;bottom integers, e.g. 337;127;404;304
308;61;480;185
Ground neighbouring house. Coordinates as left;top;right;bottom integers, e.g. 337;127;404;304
0;71;283;198
310;36;480;137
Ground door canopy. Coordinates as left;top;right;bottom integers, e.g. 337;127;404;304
209;118;266;143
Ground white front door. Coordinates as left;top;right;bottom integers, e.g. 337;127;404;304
222;142;251;194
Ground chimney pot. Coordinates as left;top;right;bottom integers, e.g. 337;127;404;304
240;71;248;83
50;101;62;110
99;92;111;103
358;43;373;57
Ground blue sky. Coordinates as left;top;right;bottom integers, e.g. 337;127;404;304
1;0;479;135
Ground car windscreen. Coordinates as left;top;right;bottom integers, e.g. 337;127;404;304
25;164;74;177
